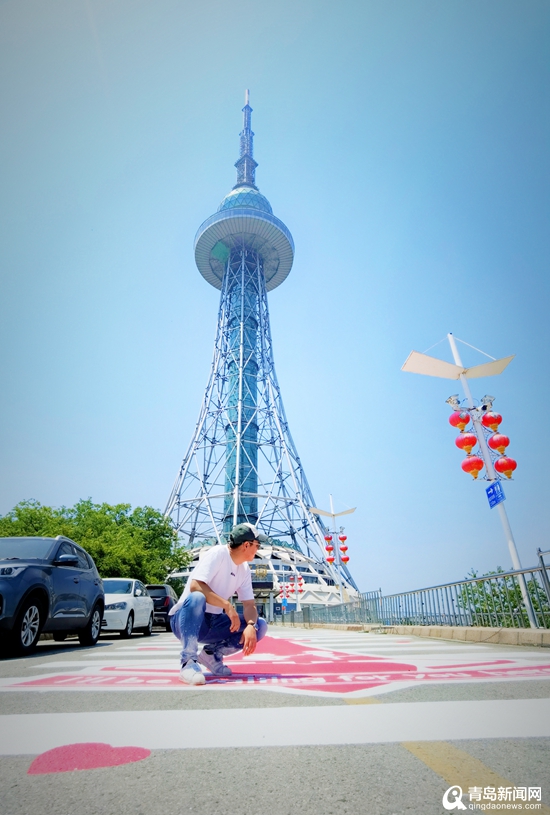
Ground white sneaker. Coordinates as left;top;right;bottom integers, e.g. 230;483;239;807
197;649;232;676
179;659;206;686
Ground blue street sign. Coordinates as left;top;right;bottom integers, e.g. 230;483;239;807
486;481;506;509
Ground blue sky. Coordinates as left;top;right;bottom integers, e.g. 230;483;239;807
1;0;549;593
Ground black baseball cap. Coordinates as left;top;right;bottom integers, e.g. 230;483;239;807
230;523;269;545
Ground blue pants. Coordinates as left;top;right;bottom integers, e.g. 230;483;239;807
170;591;268;666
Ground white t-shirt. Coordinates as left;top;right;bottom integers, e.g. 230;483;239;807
170;545;254;616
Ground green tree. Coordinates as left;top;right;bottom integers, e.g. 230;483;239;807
0;499;191;584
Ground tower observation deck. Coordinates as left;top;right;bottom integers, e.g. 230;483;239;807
165;92;358;604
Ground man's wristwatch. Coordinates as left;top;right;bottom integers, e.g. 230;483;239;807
246;620;259;631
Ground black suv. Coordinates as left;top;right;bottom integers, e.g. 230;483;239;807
0;535;104;655
146;584;179;631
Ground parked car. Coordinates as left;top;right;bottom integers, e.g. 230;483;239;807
101;578;154;637
145;583;179;631
0;535;104;655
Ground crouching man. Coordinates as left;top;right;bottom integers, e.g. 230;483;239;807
169;523;268;685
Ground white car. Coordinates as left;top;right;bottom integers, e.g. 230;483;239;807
101;578;154;637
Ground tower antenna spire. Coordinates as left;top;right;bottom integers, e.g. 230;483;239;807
234;89;258;189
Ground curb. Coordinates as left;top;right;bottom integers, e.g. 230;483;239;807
275;622;550;647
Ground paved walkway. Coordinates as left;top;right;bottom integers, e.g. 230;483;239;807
1;626;549;814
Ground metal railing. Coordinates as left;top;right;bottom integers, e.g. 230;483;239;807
376;564;550;629
275;592;382;628
274;555;550;630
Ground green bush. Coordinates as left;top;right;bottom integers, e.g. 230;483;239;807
459;568;550;628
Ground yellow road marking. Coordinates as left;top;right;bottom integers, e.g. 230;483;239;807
345;696;549;812
402;741;550;814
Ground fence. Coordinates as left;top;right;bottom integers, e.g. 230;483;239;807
275;550;550;630
277;592;381;628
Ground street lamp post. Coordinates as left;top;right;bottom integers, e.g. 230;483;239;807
402;333;537;629
277;571;304;612
310;495;356;604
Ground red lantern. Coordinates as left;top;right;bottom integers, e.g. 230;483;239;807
455;433;478;454
289;574;295;581
324;535;333;543
338;535;347;543
325;544;334;552
494;456;517;479
327;556;335;563
339;545;348;553
488;434;510;454
461;455;485;479
481;412;502;432
299;587;304;593
341;556;350;563
449;411;470;431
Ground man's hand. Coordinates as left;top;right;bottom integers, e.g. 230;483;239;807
240;624;257;656
225;603;241;632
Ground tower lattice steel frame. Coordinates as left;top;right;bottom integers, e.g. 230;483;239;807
165;92;358;593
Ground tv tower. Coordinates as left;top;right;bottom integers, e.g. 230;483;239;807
165;92;358;597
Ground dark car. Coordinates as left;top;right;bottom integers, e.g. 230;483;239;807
145;584;179;631
0;535;104;655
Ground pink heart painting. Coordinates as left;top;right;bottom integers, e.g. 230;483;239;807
28;742;151;774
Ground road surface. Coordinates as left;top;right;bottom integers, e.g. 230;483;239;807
1;625;549;815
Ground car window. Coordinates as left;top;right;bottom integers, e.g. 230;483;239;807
56;542;76;560
0;537;56;560
103;579;133;594
146;586;168;597
74;548;89;569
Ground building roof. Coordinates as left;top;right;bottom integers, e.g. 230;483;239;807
218;185;273;215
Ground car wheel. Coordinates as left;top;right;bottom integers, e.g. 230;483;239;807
13;597;43;655
120;612;134;638
53;632;67;642
78;604;102;646
142;614;153;637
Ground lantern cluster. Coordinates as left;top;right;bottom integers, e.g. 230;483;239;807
324;533;351;564
324;534;335;563
482;411;517;479
448;408;517;480
277;572;305;600
338;534;350;564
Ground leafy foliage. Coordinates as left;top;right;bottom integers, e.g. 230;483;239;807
459;568;550;628
0;499;191;583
